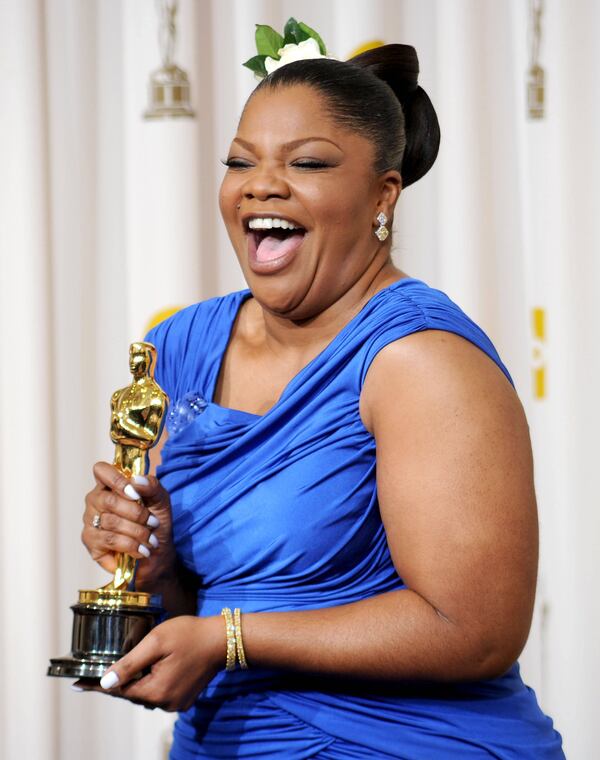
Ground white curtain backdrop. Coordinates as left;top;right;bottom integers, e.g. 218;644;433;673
1;1;598;758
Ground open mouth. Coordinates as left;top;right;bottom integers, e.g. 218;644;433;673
245;218;307;264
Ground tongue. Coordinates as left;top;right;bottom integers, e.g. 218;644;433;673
255;231;304;262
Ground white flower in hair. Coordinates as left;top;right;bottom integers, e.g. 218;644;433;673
243;18;333;80
265;38;325;75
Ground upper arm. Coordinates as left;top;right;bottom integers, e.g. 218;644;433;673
359;329;538;670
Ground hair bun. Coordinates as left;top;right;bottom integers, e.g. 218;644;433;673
349;44;440;187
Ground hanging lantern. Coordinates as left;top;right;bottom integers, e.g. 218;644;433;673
144;0;195;120
527;0;545;119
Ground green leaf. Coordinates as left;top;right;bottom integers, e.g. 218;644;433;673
298;21;327;55
255;24;284;58
283;17;310;46
243;55;268;78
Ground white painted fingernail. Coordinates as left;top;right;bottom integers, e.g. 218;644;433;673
124;484;141;500
146;514;160;528
100;670;120;690
139;544;151;558
131;475;150;486
148;533;159;548
70;684;84;692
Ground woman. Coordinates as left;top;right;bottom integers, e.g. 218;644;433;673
80;43;565;758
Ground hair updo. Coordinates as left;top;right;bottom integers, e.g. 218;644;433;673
252;44;440;188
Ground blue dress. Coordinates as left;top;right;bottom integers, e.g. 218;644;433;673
146;277;564;759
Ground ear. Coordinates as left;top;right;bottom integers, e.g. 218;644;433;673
375;169;402;221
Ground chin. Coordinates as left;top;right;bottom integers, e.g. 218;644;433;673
244;270;317;320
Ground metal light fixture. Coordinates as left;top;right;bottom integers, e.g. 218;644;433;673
527;0;545;119
144;0;195;120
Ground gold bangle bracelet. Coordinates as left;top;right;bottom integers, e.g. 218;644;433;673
233;607;249;670
221;607;237;671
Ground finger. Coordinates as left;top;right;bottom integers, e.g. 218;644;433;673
82;502;157;562
99;631;162;691
129;475;169;522
81;521;154;564
95;552;118;574
72;679;102;693
87;488;157;529
92;461;142;502
84;484;110;519
72;680;155;707
79;521;118;571
131;475;169;507
81;524;154;561
92;509;157;548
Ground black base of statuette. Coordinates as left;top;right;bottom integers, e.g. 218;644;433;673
47;653;118;680
48;598;163;680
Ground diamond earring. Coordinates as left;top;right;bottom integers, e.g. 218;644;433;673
375;212;389;242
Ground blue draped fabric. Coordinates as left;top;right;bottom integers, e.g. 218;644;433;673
146;277;564;759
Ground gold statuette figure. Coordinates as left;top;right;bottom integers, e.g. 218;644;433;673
48;341;169;680
107;342;168;590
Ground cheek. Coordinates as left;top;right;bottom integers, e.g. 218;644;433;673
310;177;374;240
218;176;238;221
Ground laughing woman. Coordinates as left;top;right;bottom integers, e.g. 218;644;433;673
80;24;564;760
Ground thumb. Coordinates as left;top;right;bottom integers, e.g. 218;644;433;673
130;475;170;512
99;630;161;690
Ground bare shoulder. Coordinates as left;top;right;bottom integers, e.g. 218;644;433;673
359;328;524;437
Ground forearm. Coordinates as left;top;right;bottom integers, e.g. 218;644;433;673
241;589;514;683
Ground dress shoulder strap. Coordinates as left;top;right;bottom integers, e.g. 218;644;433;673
358;279;514;388
145;289;251;401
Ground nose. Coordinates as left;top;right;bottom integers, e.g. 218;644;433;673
241;162;290;202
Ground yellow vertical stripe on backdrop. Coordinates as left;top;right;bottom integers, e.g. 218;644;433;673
531;307;546;399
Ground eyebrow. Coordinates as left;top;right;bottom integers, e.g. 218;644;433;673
232;136;342;152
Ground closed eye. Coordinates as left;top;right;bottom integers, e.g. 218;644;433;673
222;157;336;171
291;159;335;170
222;158;253;169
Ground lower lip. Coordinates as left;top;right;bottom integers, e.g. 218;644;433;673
246;230;307;275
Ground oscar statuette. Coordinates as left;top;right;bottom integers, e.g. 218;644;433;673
48;342;169;680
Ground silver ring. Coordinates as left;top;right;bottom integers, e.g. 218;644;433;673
92;513;102;529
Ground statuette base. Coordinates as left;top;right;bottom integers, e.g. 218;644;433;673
48;593;163;680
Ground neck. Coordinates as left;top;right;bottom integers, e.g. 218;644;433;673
250;257;405;359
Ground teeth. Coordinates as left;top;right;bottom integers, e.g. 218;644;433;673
248;217;300;231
